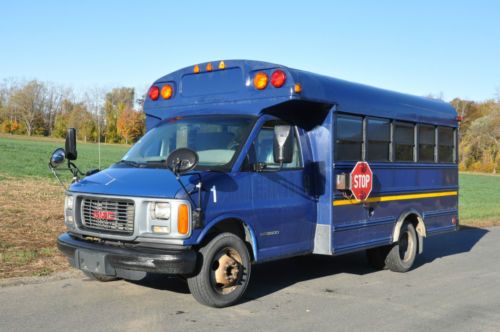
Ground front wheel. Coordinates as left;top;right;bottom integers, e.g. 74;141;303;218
187;233;251;308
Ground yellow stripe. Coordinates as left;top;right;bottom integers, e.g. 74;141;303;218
333;191;458;206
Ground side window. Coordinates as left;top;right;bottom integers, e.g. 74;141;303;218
394;122;415;162
366;118;390;161
438;127;455;163
249;121;301;170
336;115;363;161
418;125;436;162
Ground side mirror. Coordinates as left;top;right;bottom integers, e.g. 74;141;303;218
273;125;294;164
166;148;199;175
65;128;77;161
49;148;66;169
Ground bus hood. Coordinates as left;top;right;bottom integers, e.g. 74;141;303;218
69;167;186;198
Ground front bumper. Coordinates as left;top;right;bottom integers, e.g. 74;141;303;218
57;233;197;279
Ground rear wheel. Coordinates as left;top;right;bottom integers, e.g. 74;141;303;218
385;222;418;272
187;233;251;308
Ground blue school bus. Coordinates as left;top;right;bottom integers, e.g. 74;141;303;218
52;60;459;307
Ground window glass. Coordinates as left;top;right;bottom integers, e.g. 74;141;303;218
336;115;363;161
418;125;435;162
394;122;415;161
367;118;390;161
122;116;253;168
438;127;455;163
250;122;301;169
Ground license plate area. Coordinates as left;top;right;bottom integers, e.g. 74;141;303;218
76;249;107;275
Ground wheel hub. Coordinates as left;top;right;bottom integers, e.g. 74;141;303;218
213;248;242;292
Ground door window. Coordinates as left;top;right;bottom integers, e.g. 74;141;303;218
248;121;302;170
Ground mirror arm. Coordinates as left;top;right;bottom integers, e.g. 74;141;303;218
48;163;67;190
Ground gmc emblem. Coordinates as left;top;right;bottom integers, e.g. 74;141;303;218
92;210;116;221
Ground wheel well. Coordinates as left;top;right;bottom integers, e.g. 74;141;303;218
393;211;426;254
200;219;255;261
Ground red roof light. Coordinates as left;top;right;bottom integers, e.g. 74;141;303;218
271;70;286;88
148;86;160;101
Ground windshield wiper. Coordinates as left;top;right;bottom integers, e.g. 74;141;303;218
117;160;142;167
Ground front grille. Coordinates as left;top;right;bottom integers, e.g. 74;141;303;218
80;197;135;235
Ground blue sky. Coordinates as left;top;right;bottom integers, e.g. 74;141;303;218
1;1;499;101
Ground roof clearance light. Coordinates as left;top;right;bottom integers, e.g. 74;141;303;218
294;83;302;93
218;61;225;70
148;86;160;101
161;84;173;100
194;65;200;73
253;72;268;90
206;63;213;72
271;70;286;88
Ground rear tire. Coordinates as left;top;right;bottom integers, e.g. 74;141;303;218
83;271;119;282
187;233;251;308
385;222;418;272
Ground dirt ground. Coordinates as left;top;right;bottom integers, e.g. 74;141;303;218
0;175;68;278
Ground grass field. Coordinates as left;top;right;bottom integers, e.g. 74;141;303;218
459;173;500;225
0;133;129;180
0;134;499;278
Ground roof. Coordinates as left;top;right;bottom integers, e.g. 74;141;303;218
144;59;457;127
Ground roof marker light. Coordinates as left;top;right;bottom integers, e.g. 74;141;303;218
271;70;286;88
294;83;302;93
206;63;213;72
194;65;200;73
218;61;225;70
148;86;160;101
253;72;268;90
161;84;173;100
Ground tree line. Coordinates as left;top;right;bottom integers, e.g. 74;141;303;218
1;79;499;173
0;79;145;144
451;96;500;173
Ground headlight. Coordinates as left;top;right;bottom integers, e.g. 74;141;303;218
65;195;74;210
150;202;171;220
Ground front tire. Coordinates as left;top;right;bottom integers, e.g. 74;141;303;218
187;233;251;308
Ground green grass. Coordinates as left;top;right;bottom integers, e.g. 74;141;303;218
0;134;129;180
459;173;500;224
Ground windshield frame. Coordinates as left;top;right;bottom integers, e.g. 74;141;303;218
118;114;257;172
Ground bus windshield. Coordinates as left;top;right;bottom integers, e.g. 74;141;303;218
121;116;254;169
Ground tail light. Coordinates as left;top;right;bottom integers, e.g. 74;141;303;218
148;86;160;101
271;70;286;88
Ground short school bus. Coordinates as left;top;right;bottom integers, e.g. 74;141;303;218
53;60;459;307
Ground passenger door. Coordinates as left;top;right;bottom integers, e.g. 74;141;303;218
247;120;316;260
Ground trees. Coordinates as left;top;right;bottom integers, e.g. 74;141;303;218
104;88;134;143
117;107;144;144
0;81;145;144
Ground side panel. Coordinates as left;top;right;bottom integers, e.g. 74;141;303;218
332;163;458;255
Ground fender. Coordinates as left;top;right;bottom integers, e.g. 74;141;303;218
392;209;426;254
196;214;259;261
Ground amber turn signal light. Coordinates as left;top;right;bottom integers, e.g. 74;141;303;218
253;72;268;90
177;204;189;235
161;84;173;100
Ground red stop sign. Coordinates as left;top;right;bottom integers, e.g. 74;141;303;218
350;161;373;201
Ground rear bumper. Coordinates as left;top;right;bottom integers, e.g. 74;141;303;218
57;233;197;278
